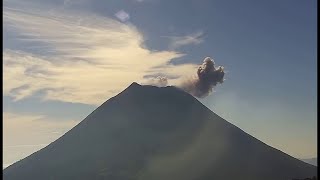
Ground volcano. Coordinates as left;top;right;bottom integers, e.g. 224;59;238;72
3;82;317;180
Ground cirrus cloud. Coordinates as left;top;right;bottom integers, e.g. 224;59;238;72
3;6;198;105
165;31;204;49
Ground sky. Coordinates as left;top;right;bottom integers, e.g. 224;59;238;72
3;0;317;168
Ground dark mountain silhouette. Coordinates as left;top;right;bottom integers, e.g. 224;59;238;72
3;83;317;180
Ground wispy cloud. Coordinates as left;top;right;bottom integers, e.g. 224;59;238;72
166;31;204;49
3;6;198;105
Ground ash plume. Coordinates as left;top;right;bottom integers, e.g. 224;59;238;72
179;57;225;98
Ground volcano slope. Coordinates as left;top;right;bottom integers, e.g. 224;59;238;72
3;82;317;180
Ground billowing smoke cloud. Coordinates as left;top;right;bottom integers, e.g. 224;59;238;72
179;57;225;98
146;76;168;87
144;57;225;97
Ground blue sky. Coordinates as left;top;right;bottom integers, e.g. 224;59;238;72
3;0;317;167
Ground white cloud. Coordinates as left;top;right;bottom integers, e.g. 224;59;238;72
167;31;204;49
115;10;130;22
3;7;198;105
3;112;79;167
